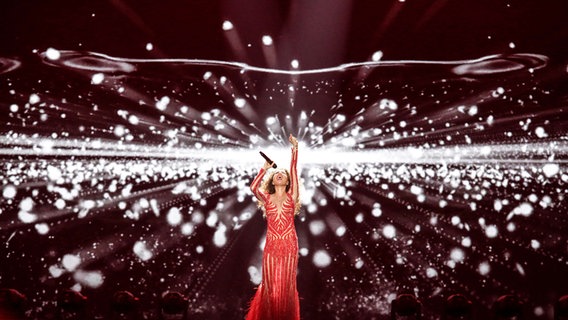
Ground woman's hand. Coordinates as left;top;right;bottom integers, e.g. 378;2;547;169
289;134;298;148
262;161;274;170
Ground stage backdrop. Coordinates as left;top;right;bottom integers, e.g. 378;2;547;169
1;0;567;318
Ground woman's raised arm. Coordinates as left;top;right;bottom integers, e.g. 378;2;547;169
288;134;299;203
250;161;272;203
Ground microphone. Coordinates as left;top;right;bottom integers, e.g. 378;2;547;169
259;151;277;168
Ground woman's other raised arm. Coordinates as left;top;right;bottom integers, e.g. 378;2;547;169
288;134;299;203
250;161;272;203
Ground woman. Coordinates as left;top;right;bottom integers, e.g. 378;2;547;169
246;134;300;320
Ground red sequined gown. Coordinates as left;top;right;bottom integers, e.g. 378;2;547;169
246;147;300;320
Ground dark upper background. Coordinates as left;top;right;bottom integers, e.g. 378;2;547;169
0;2;567;319
1;0;567;69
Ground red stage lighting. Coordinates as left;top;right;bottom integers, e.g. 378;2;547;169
0;288;28;320
160;291;188;320
110;290;140;320
391;293;422;319
555;295;568;320
57;289;88;320
443;294;473;320
492;294;524;319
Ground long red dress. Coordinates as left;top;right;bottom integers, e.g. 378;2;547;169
246;147;300;320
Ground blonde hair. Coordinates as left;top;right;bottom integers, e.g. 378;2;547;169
257;169;301;216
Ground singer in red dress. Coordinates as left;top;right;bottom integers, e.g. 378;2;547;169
246;134;301;320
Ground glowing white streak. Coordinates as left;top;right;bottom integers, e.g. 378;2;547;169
0;58;21;73
1;145;567;165
0;178;191;231
2;135;567;164
41;50;548;75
